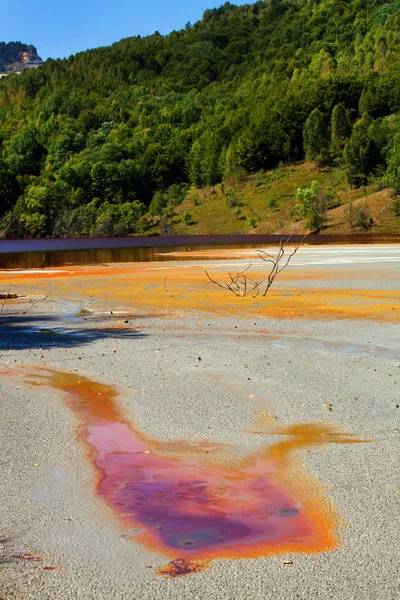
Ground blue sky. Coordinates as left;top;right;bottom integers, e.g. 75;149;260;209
1;0;245;60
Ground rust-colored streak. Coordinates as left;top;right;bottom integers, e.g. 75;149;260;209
1;367;369;576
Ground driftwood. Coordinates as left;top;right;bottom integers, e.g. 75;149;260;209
0;293;17;300
205;235;305;298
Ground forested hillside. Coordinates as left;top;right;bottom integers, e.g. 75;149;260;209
1;0;400;238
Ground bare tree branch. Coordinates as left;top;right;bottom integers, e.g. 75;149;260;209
257;234;306;297
205;235;306;298
206;261;263;297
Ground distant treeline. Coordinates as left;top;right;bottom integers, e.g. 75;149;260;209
1;0;400;237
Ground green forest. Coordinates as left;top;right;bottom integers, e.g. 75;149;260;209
1;0;400;238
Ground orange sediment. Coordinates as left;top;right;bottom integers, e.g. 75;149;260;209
1;262;399;321
0;366;370;576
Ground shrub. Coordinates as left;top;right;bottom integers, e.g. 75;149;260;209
186;185;200;206
225;187;244;208
349;203;373;229
390;196;400;216
325;186;340;209
233;207;242;220
182;210;194;225
267;196;279;210
247;215;258;229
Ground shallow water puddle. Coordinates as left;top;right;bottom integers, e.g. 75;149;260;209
1;367;369;577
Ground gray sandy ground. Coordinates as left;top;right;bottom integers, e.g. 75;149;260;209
1;251;400;599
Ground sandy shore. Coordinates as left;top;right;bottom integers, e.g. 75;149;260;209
1;247;399;599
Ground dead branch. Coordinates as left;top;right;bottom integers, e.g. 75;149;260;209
205;262;263;297
257;234;306;297
205;235;305;298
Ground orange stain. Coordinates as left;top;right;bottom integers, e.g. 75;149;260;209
1;366;370;576
1;262;399;322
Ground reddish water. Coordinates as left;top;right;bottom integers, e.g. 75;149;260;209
1;367;367;576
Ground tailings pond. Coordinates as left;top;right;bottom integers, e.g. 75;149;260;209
1;234;400;269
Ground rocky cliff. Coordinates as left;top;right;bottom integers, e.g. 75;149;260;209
0;42;42;75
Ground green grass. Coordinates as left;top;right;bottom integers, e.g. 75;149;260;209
164;162;399;236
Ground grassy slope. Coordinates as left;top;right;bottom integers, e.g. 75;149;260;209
168;163;399;236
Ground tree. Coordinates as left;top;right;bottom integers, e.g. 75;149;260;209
343;114;378;186
11;180;68;237
295;181;327;233
331;103;351;156
303;108;330;164
385;132;400;192
224;141;241;180
46;132;85;170
57;200;144;238
0;161;19;216
148;191;167;217
235;128;263;172
6;127;46;177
